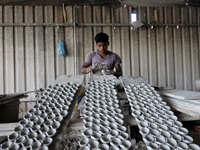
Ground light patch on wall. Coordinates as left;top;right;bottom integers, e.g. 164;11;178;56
131;13;137;22
131;8;138;22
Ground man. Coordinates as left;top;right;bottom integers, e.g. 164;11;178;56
81;32;122;78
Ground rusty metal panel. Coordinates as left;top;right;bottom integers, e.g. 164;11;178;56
25;6;35;91
65;6;75;75
173;7;184;89
0;5;199;94
181;7;192;90
121;7;131;76
130;26;140;77
157;7;166;86
189;7;200;90
44;6;56;86
147;7;157;86
14;6;25;92
76;6;84;75
0;6;3;93
83;6;93;83
35;6;45;89
164;7;175;88
55;6;65;77
93;6;102;42
139;7;149;82
4;6;15;93
198;7;200;86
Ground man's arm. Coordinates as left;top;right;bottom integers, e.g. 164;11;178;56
81;62;92;74
113;64;122;78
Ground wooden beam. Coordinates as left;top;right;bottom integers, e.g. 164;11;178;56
0;0;121;6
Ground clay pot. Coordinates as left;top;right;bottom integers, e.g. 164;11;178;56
14;125;24;132
1;141;12;149
110;138;121;147
120;140;132;149
91;132;101;141
36;133;46;141
46;129;56;137
43;137;53;146
16;136;26;144
31;141;42;150
100;134;111;143
28;131;37;139
23;139;33;148
79;137;89;147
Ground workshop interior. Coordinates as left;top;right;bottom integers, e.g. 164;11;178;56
0;0;200;149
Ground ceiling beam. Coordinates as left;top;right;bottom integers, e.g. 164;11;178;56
0;0;121;6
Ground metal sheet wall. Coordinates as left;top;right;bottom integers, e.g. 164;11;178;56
0;6;199;93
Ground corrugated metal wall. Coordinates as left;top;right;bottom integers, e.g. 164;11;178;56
0;6;199;94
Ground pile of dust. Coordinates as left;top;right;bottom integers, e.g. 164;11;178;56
59;130;82;150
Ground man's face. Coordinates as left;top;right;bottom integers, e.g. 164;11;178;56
96;42;108;54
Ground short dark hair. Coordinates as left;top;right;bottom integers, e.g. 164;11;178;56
95;32;109;44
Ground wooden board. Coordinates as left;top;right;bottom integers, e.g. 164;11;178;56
163;97;200;118
0;122;18;137
53;75;84;85
120;76;146;87
158;89;200;100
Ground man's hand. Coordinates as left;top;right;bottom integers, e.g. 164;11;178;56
114;64;123;78
81;62;92;74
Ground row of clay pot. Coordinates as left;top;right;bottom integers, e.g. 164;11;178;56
124;83;200;150
0;83;80;150
79;80;131;150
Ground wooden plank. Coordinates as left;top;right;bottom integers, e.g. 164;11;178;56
158;89;200;100
44;6;55;86
189;7;199;91
0;6;3;93
173;7;183;89
164;97;200;118
65;6;75;75
120;7;131;76
4;6;15;93
156;7;166;87
25;6;35;91
14;6;25;92
181;7;192;90
139;7;148;82
0;122;18;137
174;112;200;121
35;6;45;89
147;7;157;85
55;6;65;77
164;7;175;88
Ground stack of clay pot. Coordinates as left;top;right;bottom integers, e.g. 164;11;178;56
0;82;80;150
79;79;131;150
124;83;200;150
